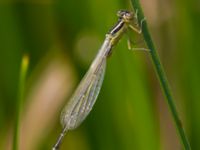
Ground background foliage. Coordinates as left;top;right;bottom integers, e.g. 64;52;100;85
0;0;199;150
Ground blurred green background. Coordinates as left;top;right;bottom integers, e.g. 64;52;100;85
0;0;200;150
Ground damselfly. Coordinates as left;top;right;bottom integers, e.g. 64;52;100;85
52;10;147;150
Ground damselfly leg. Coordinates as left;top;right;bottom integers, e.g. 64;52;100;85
127;16;150;51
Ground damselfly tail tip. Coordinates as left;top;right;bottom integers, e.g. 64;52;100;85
52;127;68;150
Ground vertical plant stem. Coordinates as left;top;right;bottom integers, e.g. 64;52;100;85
130;0;191;149
13;54;29;150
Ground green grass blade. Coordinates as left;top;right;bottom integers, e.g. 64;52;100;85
129;0;191;149
13;54;29;150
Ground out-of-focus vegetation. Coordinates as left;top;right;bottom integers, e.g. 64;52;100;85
0;0;199;150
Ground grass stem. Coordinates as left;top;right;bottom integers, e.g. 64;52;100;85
130;0;191;149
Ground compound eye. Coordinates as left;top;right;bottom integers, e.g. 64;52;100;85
117;10;125;18
124;12;133;20
117;10;133;21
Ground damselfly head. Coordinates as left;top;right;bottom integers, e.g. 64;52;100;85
117;10;134;22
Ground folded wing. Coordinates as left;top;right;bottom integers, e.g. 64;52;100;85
61;58;106;130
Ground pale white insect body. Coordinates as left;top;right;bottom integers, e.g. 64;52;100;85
52;10;145;150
